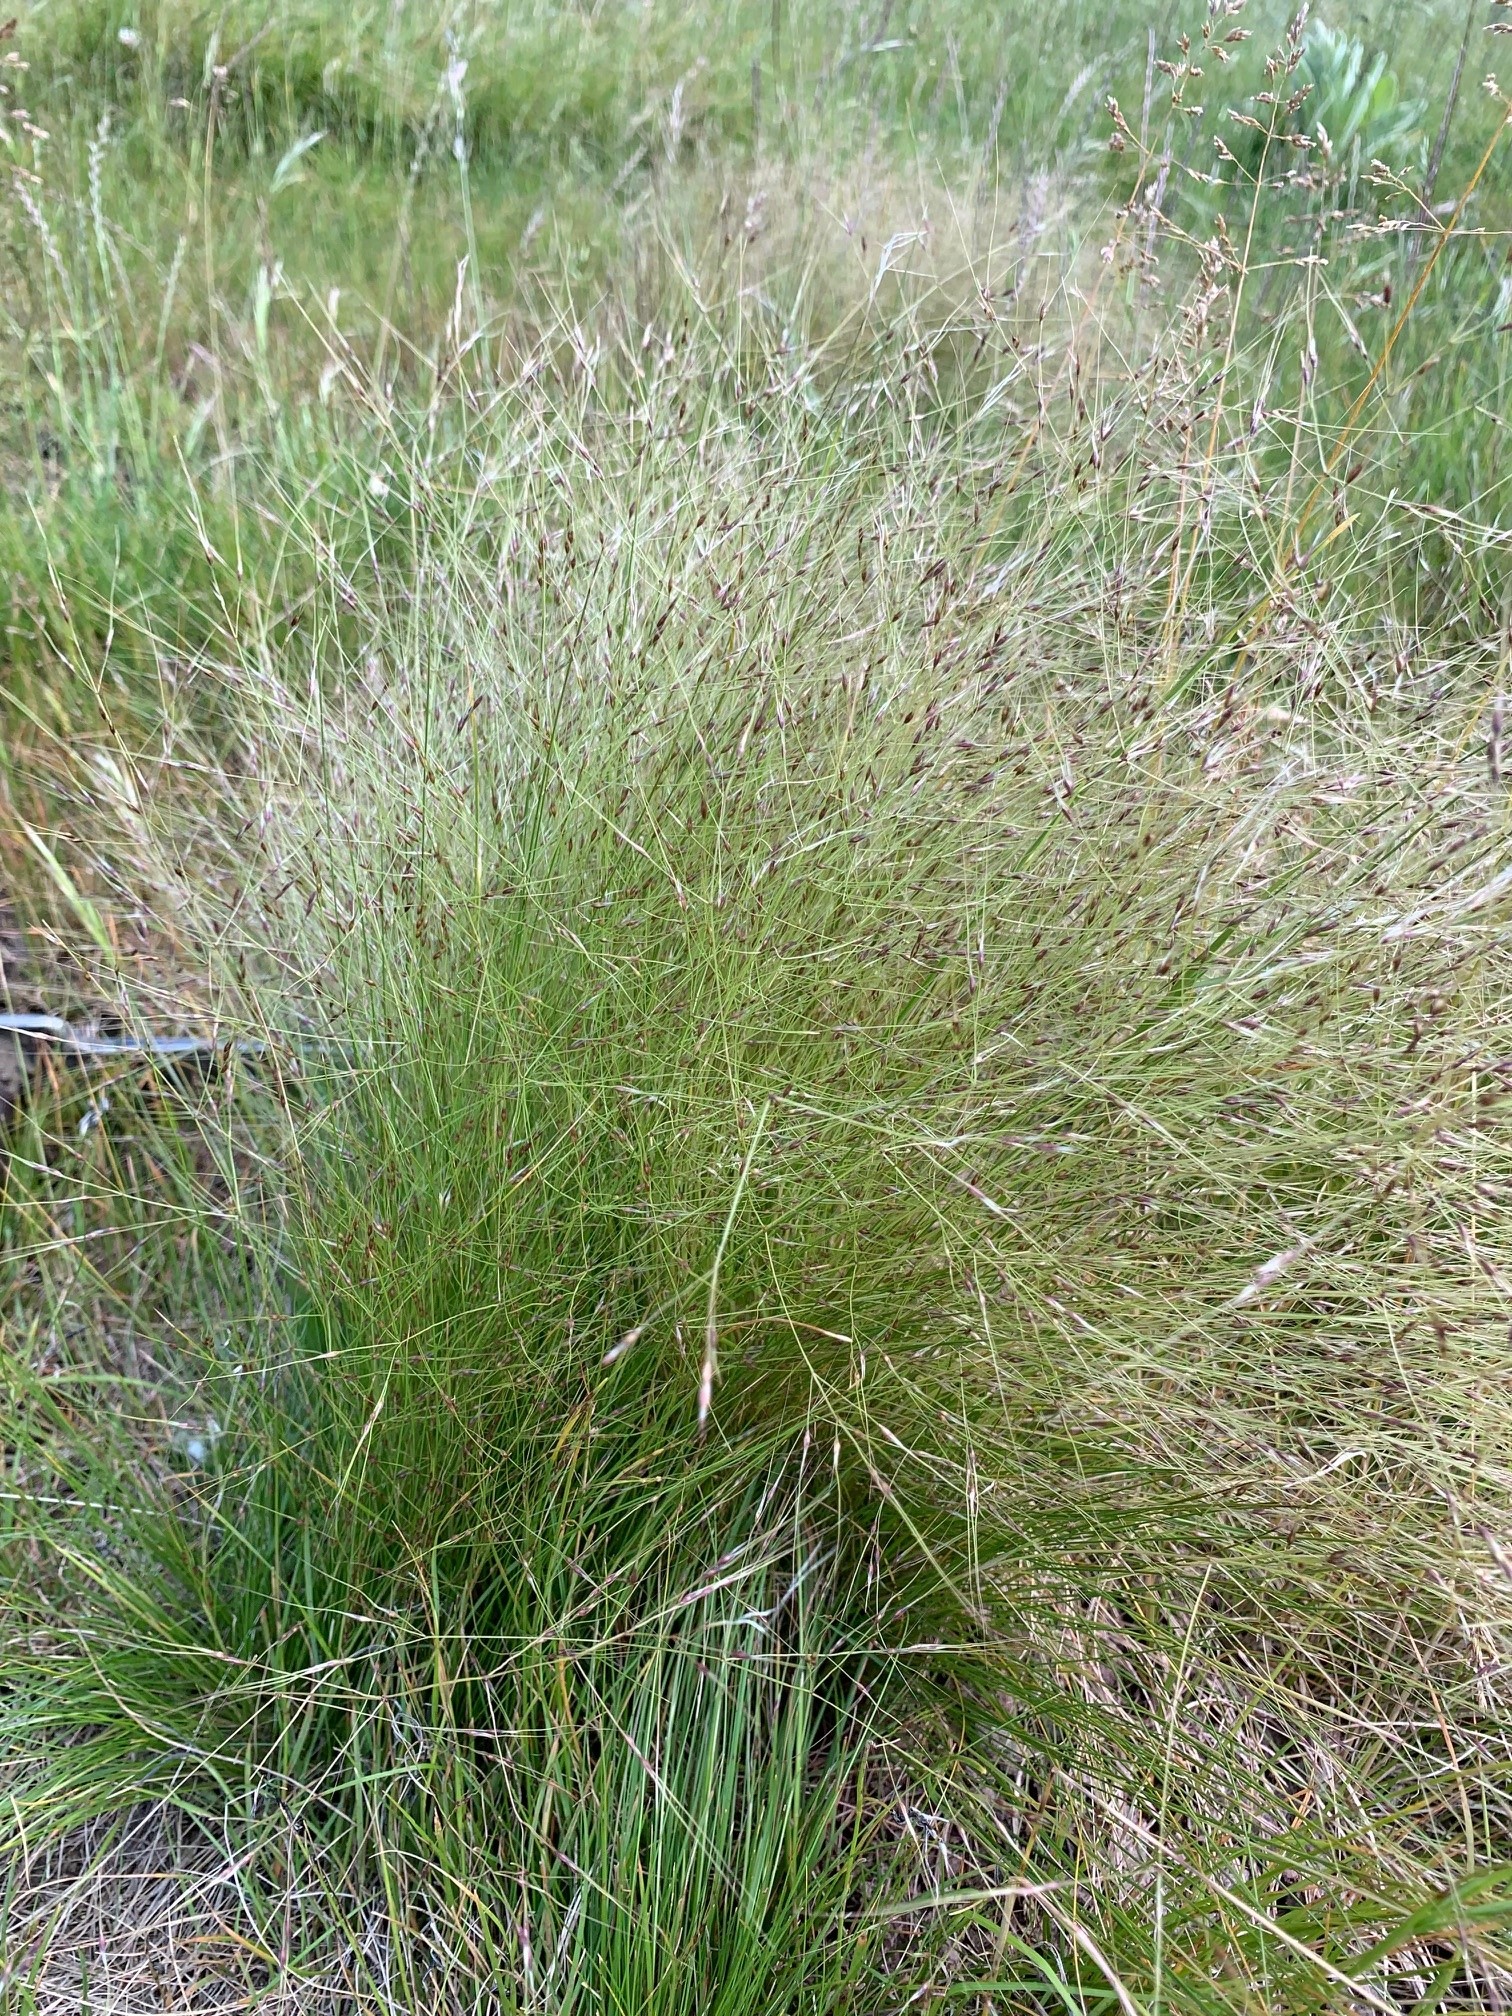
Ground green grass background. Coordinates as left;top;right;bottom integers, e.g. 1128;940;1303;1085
4;1;1512;2010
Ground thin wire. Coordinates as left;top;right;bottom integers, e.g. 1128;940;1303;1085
0;1012;265;1062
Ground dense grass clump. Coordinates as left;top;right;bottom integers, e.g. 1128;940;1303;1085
7;374;1512;2004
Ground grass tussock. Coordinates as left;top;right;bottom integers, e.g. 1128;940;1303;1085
3;0;1512;2010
